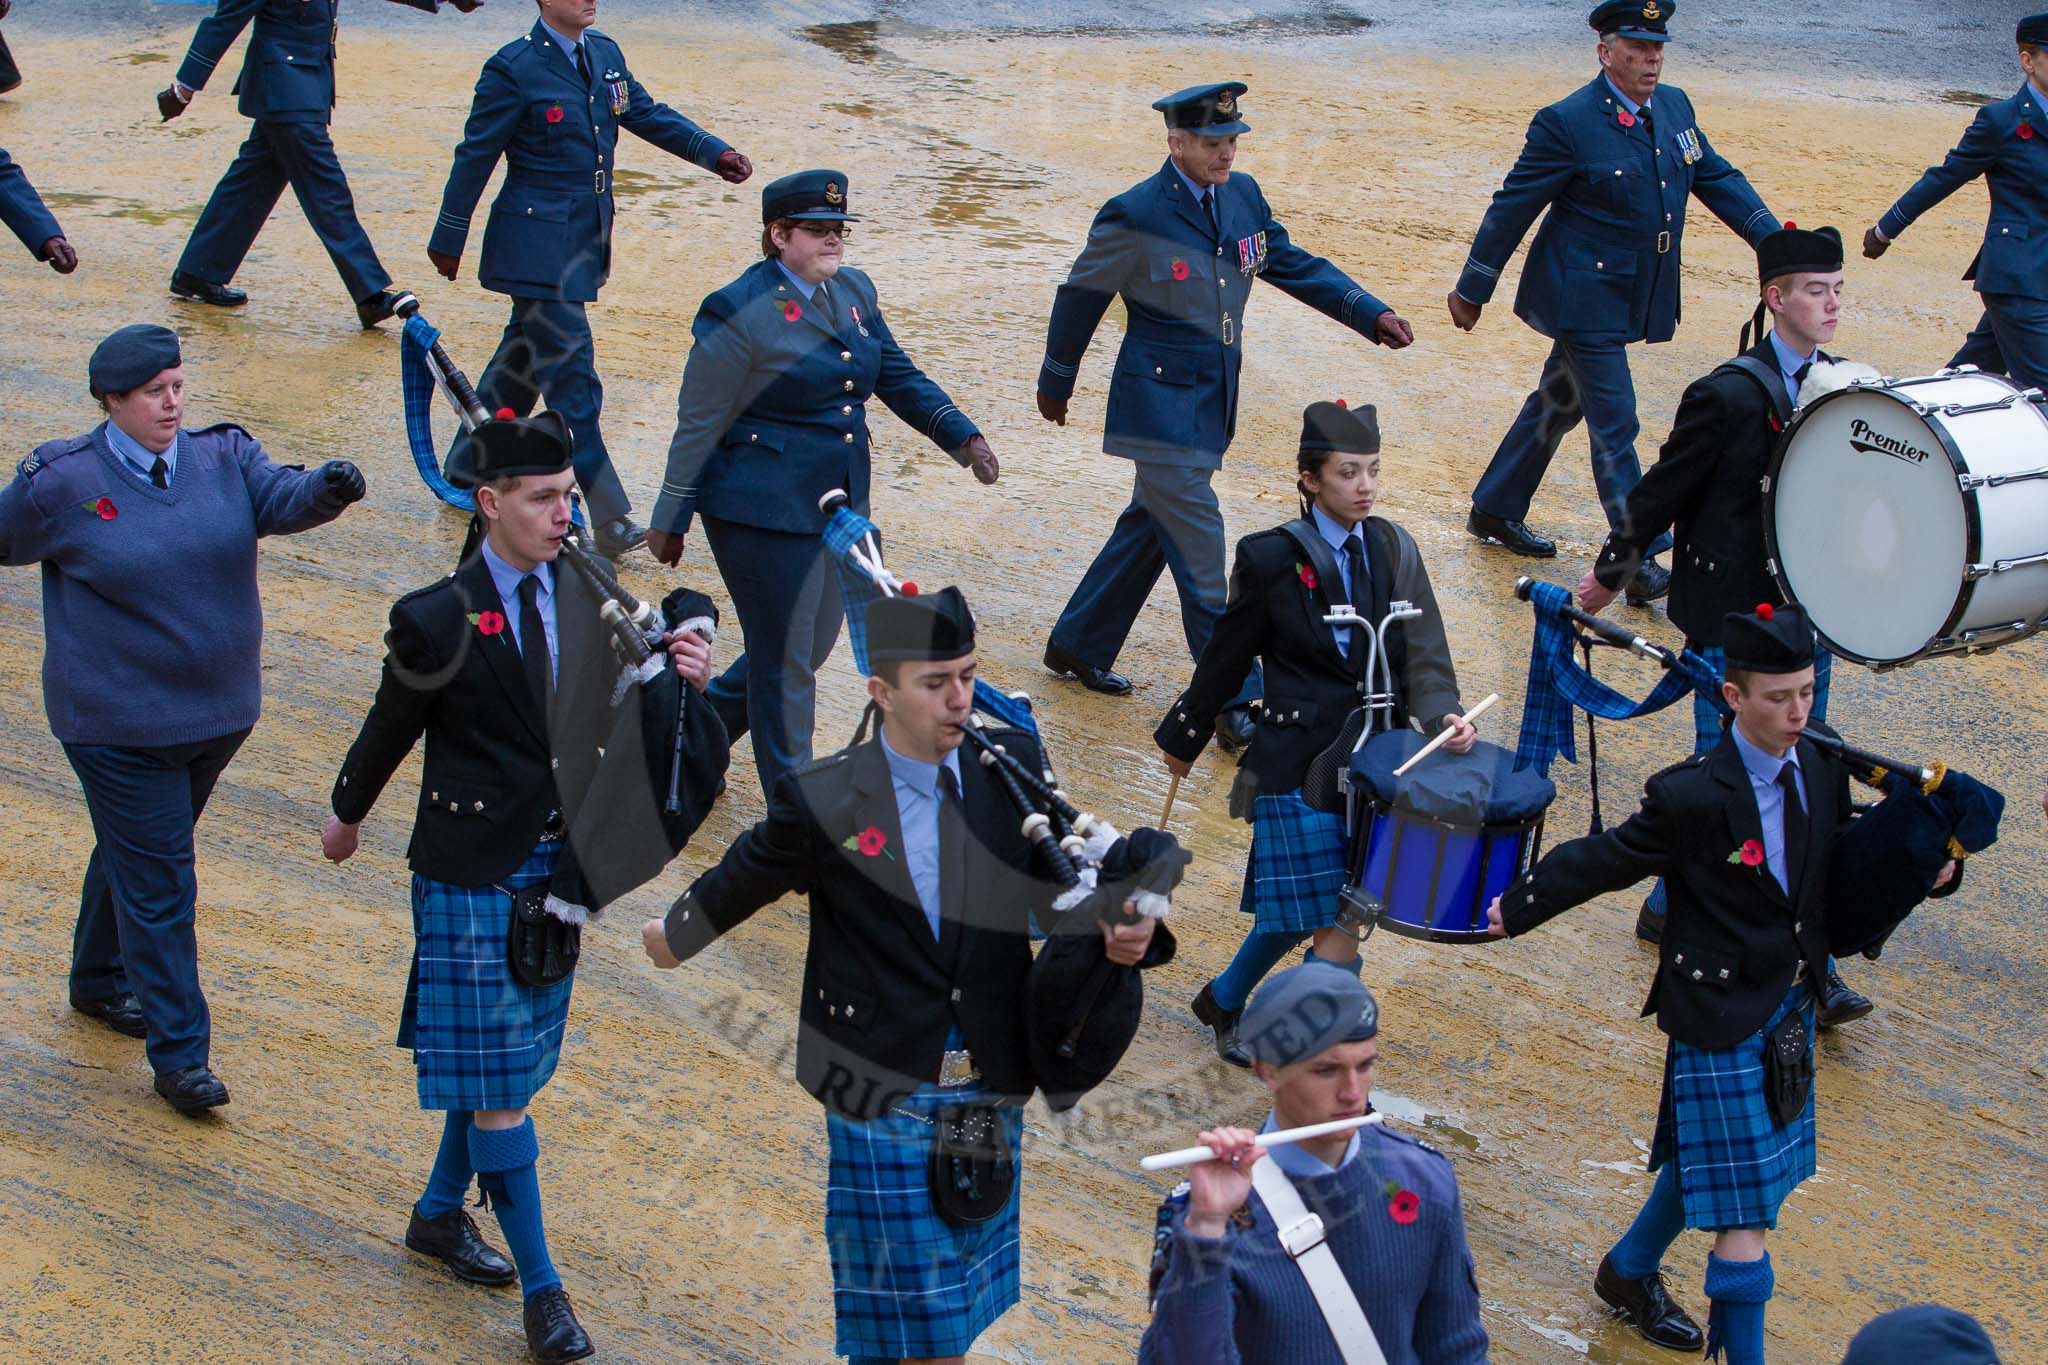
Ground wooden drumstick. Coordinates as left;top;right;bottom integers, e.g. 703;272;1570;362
1393;692;1500;778
1159;770;1184;828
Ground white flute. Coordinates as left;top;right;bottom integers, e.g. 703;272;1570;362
1140;1113;1383;1172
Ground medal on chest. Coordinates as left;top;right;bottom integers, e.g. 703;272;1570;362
1236;230;1267;278
606;73;628;116
850;303;869;337
1677;127;1703;164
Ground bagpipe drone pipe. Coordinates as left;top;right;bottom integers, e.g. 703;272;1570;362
387;291;730;921
820;490;1187;1109
1512;578;2005;958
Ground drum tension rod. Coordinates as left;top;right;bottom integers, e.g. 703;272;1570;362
1958;465;2048;491
1965;552;2048;580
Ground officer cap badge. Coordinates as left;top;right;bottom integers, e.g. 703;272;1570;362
1215;91;1237;115
825;182;843;205
1642;1;1661;18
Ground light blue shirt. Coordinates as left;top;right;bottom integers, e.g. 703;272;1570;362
537;18;584;67
478;537;558;672
1309;502;1368;657
774;258;821;303
2031;80;2048;109
879;723;963;940
1767;330;1817;396
104;421;176;486
1170;161;1221;234
1603;75;1649;118
1260;1109;1361;1178
1730;724;1807;895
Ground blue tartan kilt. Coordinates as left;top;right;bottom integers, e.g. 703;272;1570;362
1237;790;1348;934
825;1086;1023;1360
400;842;574;1112
1651;979;1818;1231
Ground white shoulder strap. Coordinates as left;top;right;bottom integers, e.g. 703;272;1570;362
1249;1155;1389;1365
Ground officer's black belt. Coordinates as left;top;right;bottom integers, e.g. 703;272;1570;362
506;170;609;196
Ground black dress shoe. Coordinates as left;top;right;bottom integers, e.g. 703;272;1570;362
1467;509;1557;558
523;1286;595;1363
169;270;247;307
1594;1252;1705;1351
1213;705;1256;754
406;1204;517;1287
593;516;648;558
71;991;147;1039
154;1065;230;1114
1042;642;1133;696
1635;901;1665;945
1625;557;1672;606
1817;968;1874;1029
356;288;401;330
1190;981;1251;1068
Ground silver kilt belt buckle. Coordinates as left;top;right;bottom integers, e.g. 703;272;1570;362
938;1049;981;1088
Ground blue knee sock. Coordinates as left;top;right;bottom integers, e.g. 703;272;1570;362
1703;1251;1773;1364
1609;1161;1685;1278
1303;947;1363;978
418;1110;474;1218
1211;928;1307;1011
467;1117;560;1298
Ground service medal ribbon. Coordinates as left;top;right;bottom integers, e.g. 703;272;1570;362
611;80;628;116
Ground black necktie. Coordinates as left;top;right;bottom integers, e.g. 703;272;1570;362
1776;762;1807;893
937;766;965;950
1342;535;1369;667
1202;187;1220;242
1639;103;1654;144
815;281;832;325
148;456;169;490
1793;360;1812;388
574;43;591;86
517;574;553;711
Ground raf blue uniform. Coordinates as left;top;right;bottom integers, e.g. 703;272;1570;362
0;144;63;264
431;19;736;531
1875;77;2048;391
650;172;981;793
1040;83;1398;704
1454;2;1775;553
170;0;446;309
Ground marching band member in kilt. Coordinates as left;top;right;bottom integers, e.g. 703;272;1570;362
1142;966;1489;1363
1574;222;1875;1026
643;587;1159;1365
1157;402;1471;1067
1484;604;1955;1362
321;423;714;1364
1;323;363;1114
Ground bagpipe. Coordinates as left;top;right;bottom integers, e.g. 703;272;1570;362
820;490;1187;1110
1512;578;2005;957
386;292;729;924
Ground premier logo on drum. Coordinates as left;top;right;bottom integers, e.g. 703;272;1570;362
1846;418;1933;465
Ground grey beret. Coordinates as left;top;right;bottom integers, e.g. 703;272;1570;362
89;324;182;396
1240;964;1379;1067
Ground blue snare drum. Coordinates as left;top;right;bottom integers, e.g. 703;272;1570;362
1341;731;1555;944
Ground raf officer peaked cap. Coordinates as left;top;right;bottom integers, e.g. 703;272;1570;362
2020;13;2048;45
762;169;860;224
1153;82;1250;137
1591;0;1675;41
868;586;976;664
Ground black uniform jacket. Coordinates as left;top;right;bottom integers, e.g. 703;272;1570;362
663;730;1064;1122
1594;336;1833;649
1156;516;1461;800
332;552;614;887
1500;728;1851;1050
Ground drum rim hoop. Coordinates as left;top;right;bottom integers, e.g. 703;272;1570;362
1765;381;1981;666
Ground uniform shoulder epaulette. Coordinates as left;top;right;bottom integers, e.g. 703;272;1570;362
1654;752;1711;780
1377;1123;1449;1163
791;748;855;778
18;432;94;479
187;421;252;441
393;576;458;612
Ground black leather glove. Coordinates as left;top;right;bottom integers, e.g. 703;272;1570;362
320;460;366;506
157;86;188;122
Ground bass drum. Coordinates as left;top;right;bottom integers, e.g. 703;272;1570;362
1765;367;2048;666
